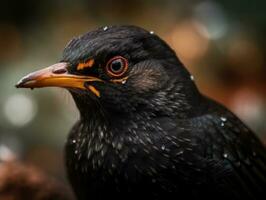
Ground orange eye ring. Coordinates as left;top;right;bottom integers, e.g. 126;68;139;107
105;56;128;78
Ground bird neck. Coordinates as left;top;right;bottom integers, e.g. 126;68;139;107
66;84;204;177
134;78;203;119
71;76;203;124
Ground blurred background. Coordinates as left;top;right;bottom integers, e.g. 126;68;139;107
0;0;265;180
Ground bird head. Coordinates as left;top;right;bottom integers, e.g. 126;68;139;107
16;25;199;118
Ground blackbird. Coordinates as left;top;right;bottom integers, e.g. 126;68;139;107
16;25;266;200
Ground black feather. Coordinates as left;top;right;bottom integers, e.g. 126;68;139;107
61;26;266;200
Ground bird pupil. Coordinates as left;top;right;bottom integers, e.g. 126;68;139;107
111;59;123;72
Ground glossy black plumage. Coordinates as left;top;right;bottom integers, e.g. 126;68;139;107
52;26;266;199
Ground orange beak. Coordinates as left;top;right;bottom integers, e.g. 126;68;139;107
16;62;102;97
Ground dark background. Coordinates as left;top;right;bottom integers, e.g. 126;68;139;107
0;0;265;180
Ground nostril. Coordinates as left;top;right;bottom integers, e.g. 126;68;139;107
52;68;67;74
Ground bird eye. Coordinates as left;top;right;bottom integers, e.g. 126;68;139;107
106;56;128;77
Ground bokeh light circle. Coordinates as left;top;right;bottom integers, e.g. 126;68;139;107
3;93;37;127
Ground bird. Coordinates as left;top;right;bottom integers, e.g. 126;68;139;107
16;25;266;200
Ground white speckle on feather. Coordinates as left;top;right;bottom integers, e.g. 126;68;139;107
99;131;104;139
220;117;227;122
176;150;184;155
117;142;122;150
122;79;127;84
